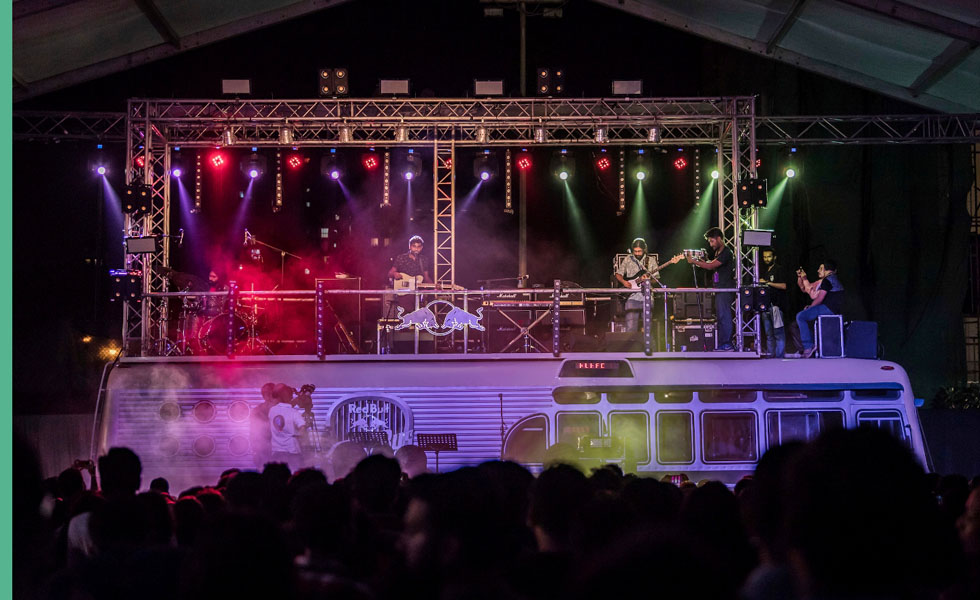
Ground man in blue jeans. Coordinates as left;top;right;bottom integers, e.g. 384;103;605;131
795;259;845;358
687;228;735;351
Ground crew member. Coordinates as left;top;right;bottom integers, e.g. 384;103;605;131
687;227;735;351
268;384;307;471
614;238;661;332
388;236;432;285
761;248;788;358
250;382;276;468
795;260;845;358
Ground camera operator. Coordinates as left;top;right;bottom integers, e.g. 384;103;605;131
268;383;307;472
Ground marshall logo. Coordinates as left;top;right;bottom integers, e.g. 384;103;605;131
395;300;484;336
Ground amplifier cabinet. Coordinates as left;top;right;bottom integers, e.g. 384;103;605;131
672;323;717;351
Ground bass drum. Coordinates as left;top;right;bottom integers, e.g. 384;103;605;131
200;313;249;354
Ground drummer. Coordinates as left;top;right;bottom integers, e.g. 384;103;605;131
203;268;229;317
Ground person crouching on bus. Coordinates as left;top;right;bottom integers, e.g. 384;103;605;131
794;260;844;358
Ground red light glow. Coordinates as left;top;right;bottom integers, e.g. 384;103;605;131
362;155;379;170
210;153;226;168
133;155;145;168
673;157;687;170
516;154;532;171
596;157;611;171
288;155;303;169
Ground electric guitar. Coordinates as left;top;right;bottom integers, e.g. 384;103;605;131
625;254;684;289
394;273;424;291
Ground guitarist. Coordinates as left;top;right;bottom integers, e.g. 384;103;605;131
388;235;432;286
615;238;682;332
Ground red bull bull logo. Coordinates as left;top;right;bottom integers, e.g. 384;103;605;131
395;300;484;336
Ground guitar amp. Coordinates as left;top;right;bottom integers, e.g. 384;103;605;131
672;323;717;351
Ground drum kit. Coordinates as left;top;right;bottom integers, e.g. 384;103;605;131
163;269;271;355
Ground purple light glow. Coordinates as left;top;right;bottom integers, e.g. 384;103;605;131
480;171;490;181
172;168;183;178
404;171;414;181
330;170;341;180
248;169;259;179
97;166;107;175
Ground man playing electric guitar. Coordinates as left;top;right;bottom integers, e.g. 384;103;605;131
388;235;432;288
614;238;684;332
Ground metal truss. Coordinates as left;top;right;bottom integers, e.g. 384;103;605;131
17;98;978;355
12;111;127;142
434;138;456;287
755;114;980;145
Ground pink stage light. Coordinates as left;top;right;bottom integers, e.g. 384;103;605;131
674;157;687;170
516;154;532;171
210;153;226;168
596;157;611;171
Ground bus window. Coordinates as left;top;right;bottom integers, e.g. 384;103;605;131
766;410;844;447
851;389;902;401
656;411;694;464
856;410;907;442
608;392;649;404
610;412;650;464
702;412;758;462
557;412;601;447
763;390;844;402
699;390;758;403
553;390;601;404
654;390;693;404
502;415;548;464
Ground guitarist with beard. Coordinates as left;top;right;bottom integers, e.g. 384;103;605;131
615;238;683;332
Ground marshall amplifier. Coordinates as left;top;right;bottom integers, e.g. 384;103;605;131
672;323;717;352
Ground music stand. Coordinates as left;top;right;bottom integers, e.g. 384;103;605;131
416;433;458;473
348;431;389;450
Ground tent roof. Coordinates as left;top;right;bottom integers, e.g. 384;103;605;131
12;0;980;112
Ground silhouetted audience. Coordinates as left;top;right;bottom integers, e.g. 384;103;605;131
14;431;975;600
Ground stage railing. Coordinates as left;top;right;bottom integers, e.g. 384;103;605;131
141;282;747;358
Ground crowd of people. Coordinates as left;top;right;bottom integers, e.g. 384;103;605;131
13;427;980;600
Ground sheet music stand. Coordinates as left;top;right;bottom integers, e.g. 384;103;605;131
416;433;458;473
348;431;390;450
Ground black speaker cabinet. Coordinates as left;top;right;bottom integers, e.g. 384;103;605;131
845;321;878;359
672;324;717;351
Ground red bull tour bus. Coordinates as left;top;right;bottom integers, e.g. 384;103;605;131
96;352;929;491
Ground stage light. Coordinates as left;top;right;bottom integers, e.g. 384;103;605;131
320;151;344;181
634;149;651;181
473;151;497;181
648;126;661;143
516;152;532;171
711;169;720;179
674;157;688;170
403;151;423;181
287;154;303;169
594;125;608;144
536;67;564;95
280;126;294;145
785;168;796;178
172;167;183;178
596;156;611;171
210;153;226;168
133;155;145;169
221;127;236;146
319;68;350;97
533;127;547;144
551;150;575;181
362;152;379;171
240;153;267;179
97;165;106;176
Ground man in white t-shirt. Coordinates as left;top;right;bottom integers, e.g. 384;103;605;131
268;385;307;471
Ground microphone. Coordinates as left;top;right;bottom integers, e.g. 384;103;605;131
177;228;184;248
244;229;251;246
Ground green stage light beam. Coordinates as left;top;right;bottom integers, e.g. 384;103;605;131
628;182;649;240
758;177;788;230
563;183;596;258
666;179;715;253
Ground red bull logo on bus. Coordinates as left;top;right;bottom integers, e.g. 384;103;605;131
395;300;484;336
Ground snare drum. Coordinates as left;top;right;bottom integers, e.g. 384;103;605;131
200;313;248;354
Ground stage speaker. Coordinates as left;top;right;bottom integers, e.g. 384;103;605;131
603;332;644;352
845;321;878;359
816;315;844;358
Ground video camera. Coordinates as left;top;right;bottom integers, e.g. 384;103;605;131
292;383;316;413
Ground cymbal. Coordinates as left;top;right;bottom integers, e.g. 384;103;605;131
160;267;208;291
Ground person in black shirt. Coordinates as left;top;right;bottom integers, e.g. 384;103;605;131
795;259;845;358
687;227;735;351
388;235;432;285
761;248;788;358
